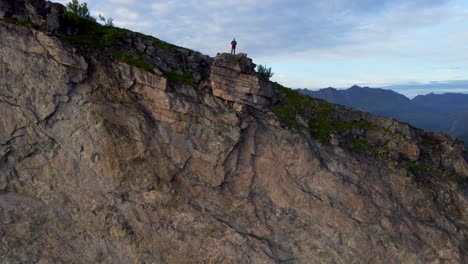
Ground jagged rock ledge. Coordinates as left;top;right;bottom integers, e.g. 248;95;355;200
211;53;272;109
0;1;467;263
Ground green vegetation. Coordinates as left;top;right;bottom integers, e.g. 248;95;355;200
98;14;114;27
57;25;130;49
272;82;386;157
405;162;467;184
272;82;377;140
61;0;97;35
59;1;128;49
348;138;372;154
57;1;192;75
136;33;187;52
405;162;435;174
309;103;334;141
3;0;191;79
272;105;303;129
272;82;340;136
166;71;194;85
272;83;466;184
271;83;313;130
257;64;274;79
66;0;93;21
111;51;153;72
2;17;34;27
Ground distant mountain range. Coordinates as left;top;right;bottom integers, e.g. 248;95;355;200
297;85;468;145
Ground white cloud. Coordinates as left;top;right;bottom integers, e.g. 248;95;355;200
108;0;136;3
115;7;139;20
151;2;174;14
49;0;468;93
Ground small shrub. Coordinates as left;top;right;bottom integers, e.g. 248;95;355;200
62;0;96;35
66;0;94;21
98;14;114;27
257;64;274;79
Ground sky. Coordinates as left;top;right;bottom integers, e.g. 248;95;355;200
54;0;468;97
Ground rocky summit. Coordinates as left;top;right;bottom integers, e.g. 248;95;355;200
0;1;467;263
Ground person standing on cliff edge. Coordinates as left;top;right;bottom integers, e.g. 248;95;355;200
231;38;237;54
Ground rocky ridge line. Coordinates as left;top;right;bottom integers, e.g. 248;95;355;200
0;1;467;263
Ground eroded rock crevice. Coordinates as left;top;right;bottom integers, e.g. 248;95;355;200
0;1;467;263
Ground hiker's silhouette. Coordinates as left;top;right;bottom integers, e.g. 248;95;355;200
231;38;237;54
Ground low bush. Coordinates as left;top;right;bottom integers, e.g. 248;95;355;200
257;64;274;79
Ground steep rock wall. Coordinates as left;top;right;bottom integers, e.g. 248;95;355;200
0;4;467;263
211;53;272;109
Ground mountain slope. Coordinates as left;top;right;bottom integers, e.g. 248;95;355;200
301;86;468;145
0;1;467;263
400;93;468;132
449;112;468;145
297;86;411;115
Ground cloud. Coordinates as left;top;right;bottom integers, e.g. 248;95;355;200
150;2;173;14
115;7;139;20
50;0;468;95
53;0;462;58
108;0;136;3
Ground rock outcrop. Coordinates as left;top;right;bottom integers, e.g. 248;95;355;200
0;1;467;263
0;0;65;33
211;53;272;109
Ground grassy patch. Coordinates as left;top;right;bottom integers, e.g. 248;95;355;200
354;120;376;130
405;162;435;174
272;82;353;138
273;82;313;108
405;162;467;184
166;71;194;85
58;11;183;53
136;32;188;52
309;103;336;141
348;138;372;154
111;51;153;72
57;14;130;50
272;83;466;183
2;17;34;27
271;82;314;130
272;83;390;159
272;105;304;129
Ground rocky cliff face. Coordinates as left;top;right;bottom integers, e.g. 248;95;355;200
1;1;467;263
211;53;272;109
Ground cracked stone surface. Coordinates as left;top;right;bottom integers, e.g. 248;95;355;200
211;53;273;109
0;4;467;264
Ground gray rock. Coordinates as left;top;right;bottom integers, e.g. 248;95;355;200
211;53;272;109
0;1;467;263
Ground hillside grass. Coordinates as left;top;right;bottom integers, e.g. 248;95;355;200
166;71;194;85
111;51;153;72
57;24;130;50
272;82;467;184
405;162;467;184
272;82;376;142
56;11;190;75
58;11;181;52
2;17;34;27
